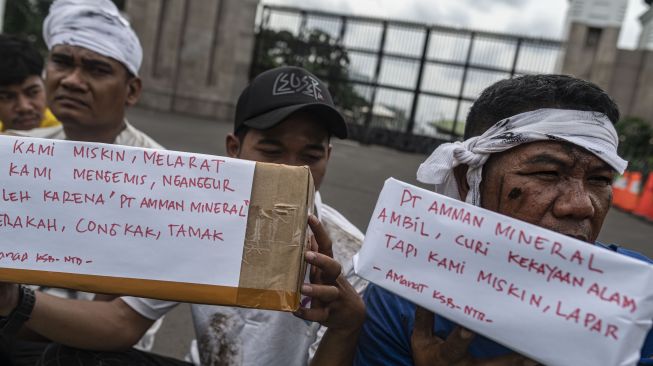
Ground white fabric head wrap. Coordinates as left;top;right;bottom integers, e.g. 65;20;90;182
43;0;142;76
416;108;628;206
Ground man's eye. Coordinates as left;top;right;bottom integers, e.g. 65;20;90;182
0;94;14;101
50;58;71;67
26;89;41;98
302;155;323;164
90;67;111;76
530;171;559;179
258;149;282;156
589;176;613;186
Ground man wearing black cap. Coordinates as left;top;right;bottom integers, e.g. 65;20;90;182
120;66;367;365
6;66;366;366
228;65;347;191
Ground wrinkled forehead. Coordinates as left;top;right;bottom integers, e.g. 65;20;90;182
497;140;616;171
50;44;129;73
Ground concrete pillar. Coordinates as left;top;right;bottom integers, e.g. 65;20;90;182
639;6;653;51
629;51;653;122
558;0;628;90
126;0;260;121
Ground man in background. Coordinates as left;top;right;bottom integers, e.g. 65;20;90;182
0;34;59;131
8;0;160;148
355;74;653;365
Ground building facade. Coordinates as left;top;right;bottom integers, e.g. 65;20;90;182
125;0;259;121
560;0;653;123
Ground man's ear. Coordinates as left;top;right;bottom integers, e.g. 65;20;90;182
326;143;332;161
225;133;240;158
125;77;142;107
453;164;470;201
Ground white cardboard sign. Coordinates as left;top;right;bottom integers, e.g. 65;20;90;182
354;178;653;366
0;135;255;287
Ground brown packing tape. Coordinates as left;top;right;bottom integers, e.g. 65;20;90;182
235;287;299;311
0;161;313;311
0;268;238;306
295;171;315;308
236;162;314;311
0;268;301;310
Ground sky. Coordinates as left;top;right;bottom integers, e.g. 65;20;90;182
263;0;650;49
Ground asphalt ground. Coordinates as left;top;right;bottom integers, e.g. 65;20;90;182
126;106;653;360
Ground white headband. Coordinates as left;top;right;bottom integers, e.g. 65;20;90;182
416;108;628;206
43;0;142;76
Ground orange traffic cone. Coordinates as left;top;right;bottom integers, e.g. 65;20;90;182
612;172;629;209
634;173;653;220
621;171;642;212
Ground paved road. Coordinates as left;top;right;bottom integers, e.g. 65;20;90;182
127;106;653;359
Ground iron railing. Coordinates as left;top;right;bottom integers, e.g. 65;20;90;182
251;5;563;153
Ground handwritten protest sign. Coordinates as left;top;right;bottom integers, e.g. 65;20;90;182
354;178;653;366
0;135;255;289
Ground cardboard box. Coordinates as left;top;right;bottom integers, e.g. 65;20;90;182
0;135;313;311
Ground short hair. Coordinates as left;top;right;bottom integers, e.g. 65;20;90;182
464;74;620;139
0;35;43;86
234;125;249;143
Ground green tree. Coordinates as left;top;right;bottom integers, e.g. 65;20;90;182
2;0;126;54
428;119;465;137
3;0;53;53
253;28;368;112
616;117;653;172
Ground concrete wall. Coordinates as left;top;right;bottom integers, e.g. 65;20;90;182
622;50;653;122
639;7;653;51
608;49;644;117
126;0;259;121
560;22;653;123
560;23;620;91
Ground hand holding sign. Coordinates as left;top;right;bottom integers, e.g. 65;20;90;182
354;178;653;366
295;216;365;366
0;135;314;310
411;307;538;366
294;216;365;331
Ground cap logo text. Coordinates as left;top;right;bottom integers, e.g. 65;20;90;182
272;72;324;101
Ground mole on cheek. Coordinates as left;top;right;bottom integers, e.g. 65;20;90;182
508;187;522;200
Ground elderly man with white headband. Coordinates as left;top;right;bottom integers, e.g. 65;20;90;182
354;74;653;366
0;0;163;365
7;0;160;148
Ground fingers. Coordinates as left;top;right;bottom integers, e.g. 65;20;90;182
412;306;435;338
302;283;340;303
305;251;342;284
293;305;329;323
309;234;318;253
439;326;475;363
308;215;333;258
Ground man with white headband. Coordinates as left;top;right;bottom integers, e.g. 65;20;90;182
1;0;162;364
7;0;158;147
354;74;653;365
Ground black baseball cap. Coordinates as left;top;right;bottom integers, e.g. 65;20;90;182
234;66;348;139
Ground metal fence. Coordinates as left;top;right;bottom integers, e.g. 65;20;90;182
251;5;563;153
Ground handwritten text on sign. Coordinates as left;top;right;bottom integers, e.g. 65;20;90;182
354;178;653;366
0;135;255;287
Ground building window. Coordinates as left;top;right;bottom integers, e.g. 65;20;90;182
585;27;602;48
